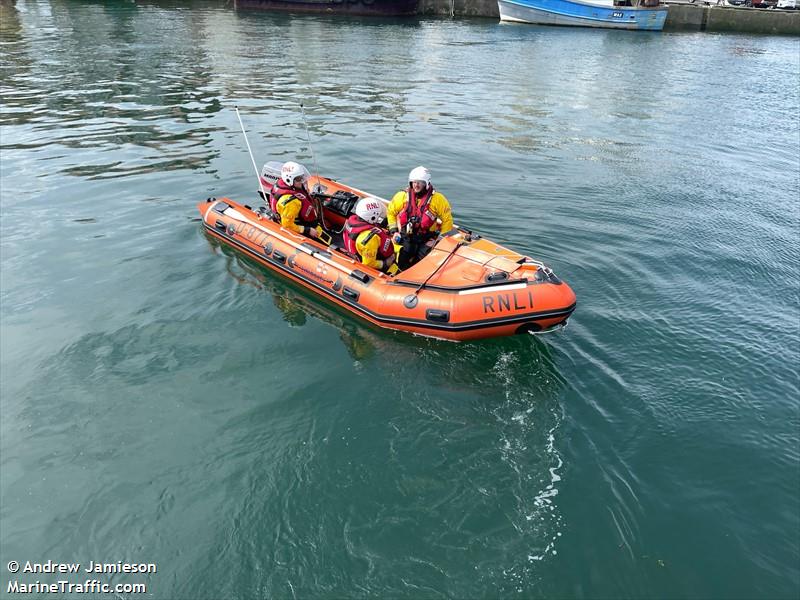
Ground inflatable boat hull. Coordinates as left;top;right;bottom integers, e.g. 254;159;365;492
198;191;576;342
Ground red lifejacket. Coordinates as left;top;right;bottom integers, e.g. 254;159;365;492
270;180;318;224
397;185;437;234
344;215;394;259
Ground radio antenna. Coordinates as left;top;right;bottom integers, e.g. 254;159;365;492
299;103;329;229
234;105;269;207
299;103;320;190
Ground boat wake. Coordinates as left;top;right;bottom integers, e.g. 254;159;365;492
486;350;566;591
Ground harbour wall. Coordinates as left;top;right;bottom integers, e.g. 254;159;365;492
666;4;800;33
416;0;800;34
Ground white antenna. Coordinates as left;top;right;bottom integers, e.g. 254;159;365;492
235;105;269;206
299;103;320;189
299;103;330;230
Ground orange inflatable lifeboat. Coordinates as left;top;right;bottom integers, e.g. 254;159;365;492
198;163;576;341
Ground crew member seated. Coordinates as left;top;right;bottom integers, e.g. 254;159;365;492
344;197;398;275
271;161;323;240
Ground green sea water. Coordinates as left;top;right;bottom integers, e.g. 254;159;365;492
1;1;798;598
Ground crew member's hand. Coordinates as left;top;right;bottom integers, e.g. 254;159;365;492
384;253;395;267
307;227;319;239
425;238;436;248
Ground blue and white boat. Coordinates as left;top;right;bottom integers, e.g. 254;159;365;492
498;0;668;30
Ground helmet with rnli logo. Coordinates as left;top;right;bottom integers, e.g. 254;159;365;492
408;166;431;186
281;161;310;186
354;196;386;224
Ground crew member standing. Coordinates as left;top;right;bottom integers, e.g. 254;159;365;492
387;166;453;270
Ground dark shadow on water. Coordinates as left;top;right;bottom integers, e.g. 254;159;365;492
209;234;405;362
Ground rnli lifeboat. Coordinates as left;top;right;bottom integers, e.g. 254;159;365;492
198;162;576;342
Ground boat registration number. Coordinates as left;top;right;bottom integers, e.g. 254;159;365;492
612;11;624;16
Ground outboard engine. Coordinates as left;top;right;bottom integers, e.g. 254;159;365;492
260;161;328;196
259;161;283;191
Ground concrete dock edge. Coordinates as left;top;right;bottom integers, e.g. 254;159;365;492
416;0;800;34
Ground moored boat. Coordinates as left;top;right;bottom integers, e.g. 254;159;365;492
198;164;576;342
234;0;418;16
498;0;668;30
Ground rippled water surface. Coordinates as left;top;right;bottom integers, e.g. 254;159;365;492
1;1;799;598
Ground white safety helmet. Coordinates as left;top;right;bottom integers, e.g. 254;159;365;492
281;161;310;186
354;196;386;224
408;166;432;187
